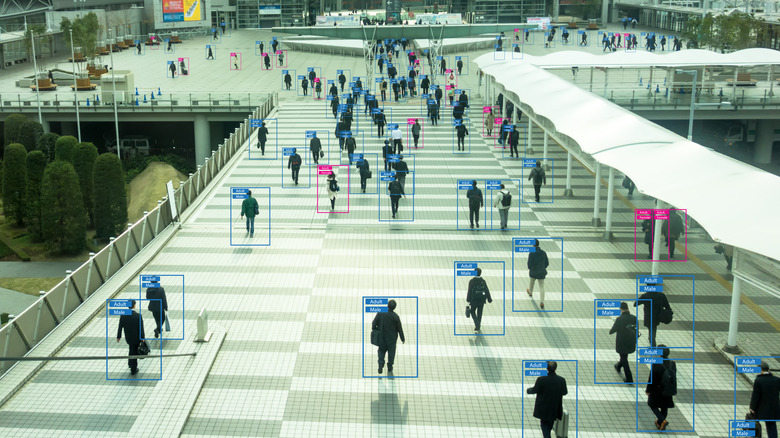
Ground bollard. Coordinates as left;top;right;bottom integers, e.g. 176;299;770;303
194;308;212;342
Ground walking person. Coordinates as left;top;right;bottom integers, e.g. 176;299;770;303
492;184;512;230
388;174;405;218
428;101;439;125
623;175;635;196
287;148;302;185
457;57;463;74
382;140;393;172
528;160;547;202
467;268;492;332
325;172;339;210
466;180;483;229
380;79;388;101
310;133;322;165
662;209;685;259
301;77;308;95
357;155;371;193
392;155;409;192
264;54;271;69
526;361;569;438
435;86;443;108
645;345;676;430
284;72;292;90
421;75;430;95
169;62;177;78
750;360;780;438
372;299;405;374
499;119;510;145
411;119;421;148
391;125;404;153
455;122;469;151
635;288;671;347
642;218;654;259
485;110;495;136
145;280;168;338
376;109;386;138
509;125;520;157
526;239;549;309
116;300;145;375
256;122;269;155
240;189;260;237
330;95;340;118
345;135;357;164
610;302;637;383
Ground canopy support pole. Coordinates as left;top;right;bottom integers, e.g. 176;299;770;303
725;273;742;354
542;132;550;171
563;152;573;197
651;199;664;276
592;162;602;226
603;167;615;240
527;118;535;155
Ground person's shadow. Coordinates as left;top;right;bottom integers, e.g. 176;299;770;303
469;336;503;382
539;306;571;351
370;378;409;429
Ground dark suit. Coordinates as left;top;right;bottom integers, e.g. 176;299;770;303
146;286;168;337
527;372;568;438
117;310;145;371
372;310;405;371
635;292;670;347
646;361;675;423
466;188;483;227
751;372;780;438
467;276;492;331
609;311;637;382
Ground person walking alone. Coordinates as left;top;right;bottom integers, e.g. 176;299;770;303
528;160;547;202
240;189;260;237
609;302;637;383
645;345;676;430
145;279;168;338
493;184;512;230
526;239;549;309
466;180;483;229
310;133;322;165
372;299;405;374
116;300;145;376
750;360;780;438
526;361;569;438
388;174;405;218
467;268;492;332
288;148;302;185
256;122;269;155
325;172;339;210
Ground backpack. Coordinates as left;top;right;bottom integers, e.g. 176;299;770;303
471;278;488;304
329;179;339;192
532;168;545;185
501;191;512;207
661;361;677;397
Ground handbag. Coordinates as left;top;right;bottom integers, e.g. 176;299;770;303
465;306;471;318
320;150;325;158
745;412;763;437
370;329;381;346
658;307;674;324
164;311;171;332
137;340;150;356
367;170;372;179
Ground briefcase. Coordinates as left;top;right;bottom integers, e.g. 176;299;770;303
138;341;150;356
370;329;381;346
465;306;471;318
554;408;569;437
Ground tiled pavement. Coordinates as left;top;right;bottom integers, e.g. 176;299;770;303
0;27;778;438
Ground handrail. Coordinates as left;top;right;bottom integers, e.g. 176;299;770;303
0;91;278;375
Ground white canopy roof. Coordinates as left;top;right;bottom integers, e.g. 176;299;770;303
474;51;780;261
512;48;780;68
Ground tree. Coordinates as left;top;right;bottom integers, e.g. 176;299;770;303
93;153;127;240
23;24;50;63
25;151;47;241
55;135;78;162
37;132;59;161
60;13;100;64
71;142;98;227
18;120;43;152
41;161;86;254
3;114;27;147
2;144;27;226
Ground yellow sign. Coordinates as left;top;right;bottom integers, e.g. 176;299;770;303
183;0;201;21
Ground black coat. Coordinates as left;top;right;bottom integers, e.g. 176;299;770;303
257;127;268;142
345;137;356;154
358;160;370;178
435;88;443;100
609;311;637;354
288;153;301;169
309;137;321;152
466;188;483;209
117;310;145;345
145;287;168;313
646;362;675;409
751;373;780;420
527;373;568;422
371;310;405;347
635;292;670;328
527;248;549;279
467;277;492;305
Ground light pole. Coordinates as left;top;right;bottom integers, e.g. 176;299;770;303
109;29;121;158
30;30;43;125
69;29;82;142
676;68;732;141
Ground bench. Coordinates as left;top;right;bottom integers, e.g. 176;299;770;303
587;22;599;30
69;53;87;62
725;73;758;86
30;78;57;91
568;22;578;29
70;78;97;91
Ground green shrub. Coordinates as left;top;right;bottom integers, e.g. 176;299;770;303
18;120;43;152
71;142;98;227
25;151;47;241
2;143;27;225
93;153;127;240
54;135;78;162
3;114;27;147
41;160;85;254
37;132;59;161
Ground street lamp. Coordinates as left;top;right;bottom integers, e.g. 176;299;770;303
109;29;121;159
69;29;82;142
676;69;732;141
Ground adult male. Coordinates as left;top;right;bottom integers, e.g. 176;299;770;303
609;302;637;383
526;361;569;438
439;57;447;75
169;62;177;78
466;180;483;229
338;72;347;91
284;72;292;90
345;135;357;165
272;38;279;53
635;288;671;347
309;133;322;165
301;77;308;96
330;96;340;118
382;140;394;172
411;119;421;148
256;122;269;155
391;125;403;154
240;189;260;237
435;86;443;109
375;109;386;138
457;57;464;74
526;239;549;309
421;75;430;95
357;155;371;193
492;184;512;230
467;268;492;332
287;148;302;185
750;361;780;438
499;119;510;145
263;54;271;70
388;174;405;218
428;100;439;126
145;279;168;338
116;300;145;375
455;121;469;151
509;125;520;158
329;82;338;97
335;119;347;151
392;155;409;192
372;299;405;374
528;160;547;202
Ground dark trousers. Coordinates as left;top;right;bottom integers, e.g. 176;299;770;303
534;184;542;202
128;343;139;370
650;406;668;422
540;419;554;438
381;90;386;101
413;134;419;147
303;87;307;95
377;342;397;368
361;176;367;191
291;167;300;182
648;324;658;347
377;125;384;137
616;352;633;382
668;236;678;258
151;310;163;335
258;140;266;154
469;207;480;226
338;137;345;150
457;136;465;150
766;422;778;438
510;143;518;156
470;302;484;330
390;196;400;214
393;139;402;154
312;150;319;164
384;159;391;171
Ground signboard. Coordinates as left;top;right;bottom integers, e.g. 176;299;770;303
259;5;281;15
162;0;184;22
527;17;551;30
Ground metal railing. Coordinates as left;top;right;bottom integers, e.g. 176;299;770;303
0;91;278;375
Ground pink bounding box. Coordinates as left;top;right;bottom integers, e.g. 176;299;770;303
316;165;350;213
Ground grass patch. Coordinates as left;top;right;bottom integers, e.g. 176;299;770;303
0;277;64;296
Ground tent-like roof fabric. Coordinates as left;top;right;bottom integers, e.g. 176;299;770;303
507;48;780;68
474;51;780;261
